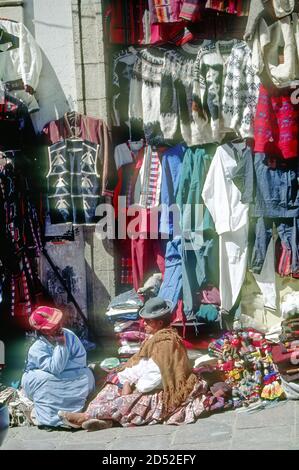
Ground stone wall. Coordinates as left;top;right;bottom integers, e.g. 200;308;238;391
1;0;115;337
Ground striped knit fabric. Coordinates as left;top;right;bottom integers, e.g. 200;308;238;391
254;85;299;159
148;0;159;23
135;146;162;209
205;0;245;15
179;0;202;21
126;174;135;208
151;0;184;22
120;257;133;285
10;261;32;317
0;162;42;318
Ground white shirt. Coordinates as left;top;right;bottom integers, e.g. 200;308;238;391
117;358;162;393
202;143;249;311
114;141;144;170
202;143;249;235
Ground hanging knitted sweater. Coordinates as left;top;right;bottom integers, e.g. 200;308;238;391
251;13;299;88
111;48;138;128
192;40;260;144
160;42;213;146
244;0;296;40
192;40;239;145
129;48;166;146
222;42;260;139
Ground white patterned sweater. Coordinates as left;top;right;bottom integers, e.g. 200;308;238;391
160;41;213;147
223;42;261;139
129;47;166;146
127;42;260;146
192;40;260;145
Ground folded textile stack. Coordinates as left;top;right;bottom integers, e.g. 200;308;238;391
279;294;299;345
117;330;148;343
266;299;299;398
105;289;143;322
105;289;146;359
105;308;140;323
271;342;299;384
118;342;143;357
280;292;299;320
208;329;285;408
279;316;299;344
114;320;142;333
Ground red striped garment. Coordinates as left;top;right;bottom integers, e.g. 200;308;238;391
254;84;299;160
151;0;184;22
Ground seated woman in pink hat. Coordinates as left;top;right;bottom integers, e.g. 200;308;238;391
21;306;95;429
58;297;208;431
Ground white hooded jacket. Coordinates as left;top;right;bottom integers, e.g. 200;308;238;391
0;19;42;112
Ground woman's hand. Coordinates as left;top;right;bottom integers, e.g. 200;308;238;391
48;328;65;345
122;381;133;396
55;333;66;345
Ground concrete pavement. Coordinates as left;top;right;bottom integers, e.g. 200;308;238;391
1;400;299;450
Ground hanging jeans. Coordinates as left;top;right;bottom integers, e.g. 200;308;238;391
253;153;299;218
249;217;299;275
182;232;219;319
235;152;299;217
176;145;216;233
158;237;182;308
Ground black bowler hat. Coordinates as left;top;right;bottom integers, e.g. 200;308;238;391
139;297;173;319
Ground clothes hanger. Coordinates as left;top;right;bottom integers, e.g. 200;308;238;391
230;136;244;144
66;110;77;125
65;110;82;141
128;138;144;147
67;110;76;118
220;132;241;145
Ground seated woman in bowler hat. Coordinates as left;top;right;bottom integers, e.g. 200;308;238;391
59;297;208;431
